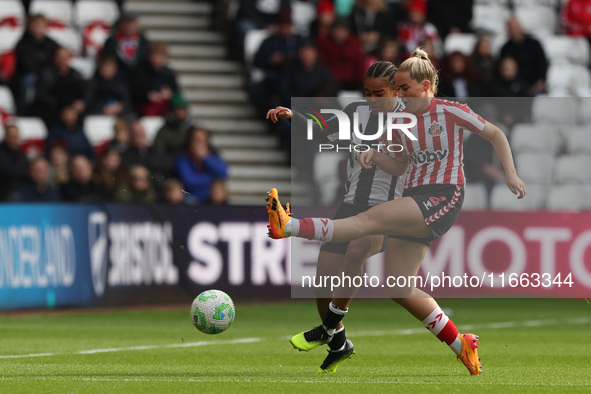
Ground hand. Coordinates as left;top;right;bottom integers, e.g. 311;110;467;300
266;106;292;123
359;148;377;169
506;172;526;199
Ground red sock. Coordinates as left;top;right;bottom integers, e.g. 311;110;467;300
421;306;459;345
297;218;315;240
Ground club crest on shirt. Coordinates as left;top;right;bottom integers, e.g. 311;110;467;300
427;121;445;136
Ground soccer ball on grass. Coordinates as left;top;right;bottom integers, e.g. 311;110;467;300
191;289;235;334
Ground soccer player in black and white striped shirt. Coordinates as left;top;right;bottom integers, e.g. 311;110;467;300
267;61;405;372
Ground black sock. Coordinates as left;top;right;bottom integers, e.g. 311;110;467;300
328;327;347;351
323;302;348;329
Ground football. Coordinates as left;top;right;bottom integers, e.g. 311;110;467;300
191;289;235;334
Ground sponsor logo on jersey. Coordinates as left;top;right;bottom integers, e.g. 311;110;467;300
408;149;449;165
427;121;446;136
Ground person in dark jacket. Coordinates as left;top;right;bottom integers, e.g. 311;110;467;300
47;105;96;162
129;42;179;117
85;54;132;117
10;13;59;115
102;11;149;78
349;0;396;53
0;123;28;201
500;17;548;96
32;47;86;126
152;94;193;159
175;127;228;204
60;155;108;202
8;157;61;202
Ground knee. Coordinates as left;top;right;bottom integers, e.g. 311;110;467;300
345;237;375;261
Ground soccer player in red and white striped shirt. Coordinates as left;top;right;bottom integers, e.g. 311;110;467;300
266;48;527;376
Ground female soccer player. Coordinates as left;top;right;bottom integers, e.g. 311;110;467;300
266;48;527;376
266;61;406;373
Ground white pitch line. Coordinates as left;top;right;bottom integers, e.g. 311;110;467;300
0;337;261;359
2;316;590;360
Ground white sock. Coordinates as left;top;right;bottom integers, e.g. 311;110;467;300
450;336;462;355
284;218;297;236
421;306;450;336
312;218;334;242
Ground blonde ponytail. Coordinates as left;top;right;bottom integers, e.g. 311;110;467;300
398;47;439;94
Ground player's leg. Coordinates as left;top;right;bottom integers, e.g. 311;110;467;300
267;188;432;242
384;238;482;376
316;234;384;373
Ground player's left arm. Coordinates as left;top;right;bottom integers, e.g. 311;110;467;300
477;121;527;199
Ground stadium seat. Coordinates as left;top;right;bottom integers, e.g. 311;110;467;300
489;33;508;58
30;0;74;26
546;185;591;211
555;155;591;185
444;33;478;56
462;183;489;210
0;121;4;139
292;1;315;38
0;0;26;30
547;64;591;97
337;90;363;108
510;123;563;155
46;26;82;55
471;5;510;35
490;183;546;211
0;28;23;54
314;151;346;206
542;36;591;66
243;29;268;84
69;56;95;79
83;115;115;147
14;117;48;158
74;0;119;29
140;116;165;145
0;85;15;113
515;152;555;186
515;6;557;38
578;98;591;124
531;96;578;124
565;128;591;155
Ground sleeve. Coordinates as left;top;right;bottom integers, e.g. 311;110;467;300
449;103;486;134
203;155;228;179
176;154;212;190
253;37;275;70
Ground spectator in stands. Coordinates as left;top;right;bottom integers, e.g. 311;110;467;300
205;178;229;205
92;146;128;201
8;156;61;202
109;118;131;154
365;37;402;70
61;155;107;202
176;127;228;204
349;0;395;54
47;105;96;161
116;164;156;204
250;10;303;115
130;42;179;117
561;0;591;50
11;14;58;115
500;17;548;96
102;12;149;77
85;54;132;117
162;177;194;204
427;0;472;40
152;94;193;158
122;119;152;169
47;143;70;188
310;0;336;40
32;47;86;126
438;51;478;98
316;17;366;90
487;56;529;127
397;0;441;59
471;36;495;91
0;123;28;201
278;41;336;106
234;0;291;55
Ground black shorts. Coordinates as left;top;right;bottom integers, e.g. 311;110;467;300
319;203;387;255
392;184;464;246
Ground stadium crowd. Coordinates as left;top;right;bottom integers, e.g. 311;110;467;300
0;0;229;204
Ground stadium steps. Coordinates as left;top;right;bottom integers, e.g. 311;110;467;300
127;0;292;205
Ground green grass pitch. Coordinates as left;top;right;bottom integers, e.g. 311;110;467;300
0;298;590;393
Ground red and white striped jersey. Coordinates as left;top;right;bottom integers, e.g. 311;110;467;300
391;98;486;188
